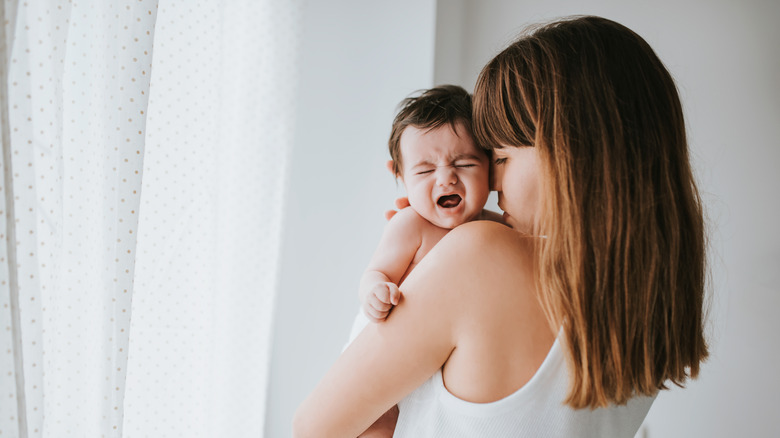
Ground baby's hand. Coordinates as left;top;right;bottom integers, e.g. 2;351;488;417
363;282;402;322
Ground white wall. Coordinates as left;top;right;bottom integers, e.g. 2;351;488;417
264;1;436;436
436;1;780;437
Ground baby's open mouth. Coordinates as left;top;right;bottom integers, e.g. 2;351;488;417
437;194;462;208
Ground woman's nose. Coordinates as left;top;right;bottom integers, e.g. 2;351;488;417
436;167;458;186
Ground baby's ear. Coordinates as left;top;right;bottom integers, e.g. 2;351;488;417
387;160;403;183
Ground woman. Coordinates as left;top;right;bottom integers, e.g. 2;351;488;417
294;15;707;437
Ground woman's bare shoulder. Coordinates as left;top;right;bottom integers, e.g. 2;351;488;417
452;219;518;238
401;221;550;403
400;221;535;303
440;220;533;263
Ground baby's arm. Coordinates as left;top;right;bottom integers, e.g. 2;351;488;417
359;208;424;322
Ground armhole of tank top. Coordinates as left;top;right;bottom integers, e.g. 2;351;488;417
434;330;565;417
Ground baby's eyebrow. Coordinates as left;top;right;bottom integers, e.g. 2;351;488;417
410;160;436;169
452;153;483;161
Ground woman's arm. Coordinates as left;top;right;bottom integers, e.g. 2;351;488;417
293;224;497;437
294;269;456;436
293;220;537;437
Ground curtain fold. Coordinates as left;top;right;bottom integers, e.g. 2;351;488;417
1;0;25;436
0;1;299;436
1;1;159;436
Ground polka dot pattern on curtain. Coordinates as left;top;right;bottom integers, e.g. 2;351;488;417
124;0;301;436
2;1;158;437
0;0;299;437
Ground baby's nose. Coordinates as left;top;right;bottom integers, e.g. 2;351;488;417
436;167;458;186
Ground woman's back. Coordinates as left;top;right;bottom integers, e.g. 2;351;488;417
395;339;655;437
422;221;554;403
392;221;654;437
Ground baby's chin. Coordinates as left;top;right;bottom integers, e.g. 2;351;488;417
426;209;481;230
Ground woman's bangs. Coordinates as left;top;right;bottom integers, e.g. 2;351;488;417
474;50;534;150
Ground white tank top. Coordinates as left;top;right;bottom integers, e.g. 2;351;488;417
393;335;656;437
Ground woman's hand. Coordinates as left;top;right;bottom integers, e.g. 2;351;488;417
384;197;410;221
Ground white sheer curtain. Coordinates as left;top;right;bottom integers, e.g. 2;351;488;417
0;0;299;436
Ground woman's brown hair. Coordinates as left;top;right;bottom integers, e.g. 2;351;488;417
473;16;708;409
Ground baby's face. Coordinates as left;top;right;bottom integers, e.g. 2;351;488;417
398;122;490;229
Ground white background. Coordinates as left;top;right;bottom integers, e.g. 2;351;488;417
266;0;780;436
265;1;437;436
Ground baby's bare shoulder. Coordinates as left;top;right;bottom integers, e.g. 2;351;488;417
382;207;429;242
388;207;441;231
389;206;427;224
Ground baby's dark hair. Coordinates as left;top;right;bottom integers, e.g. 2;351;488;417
388;85;475;176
